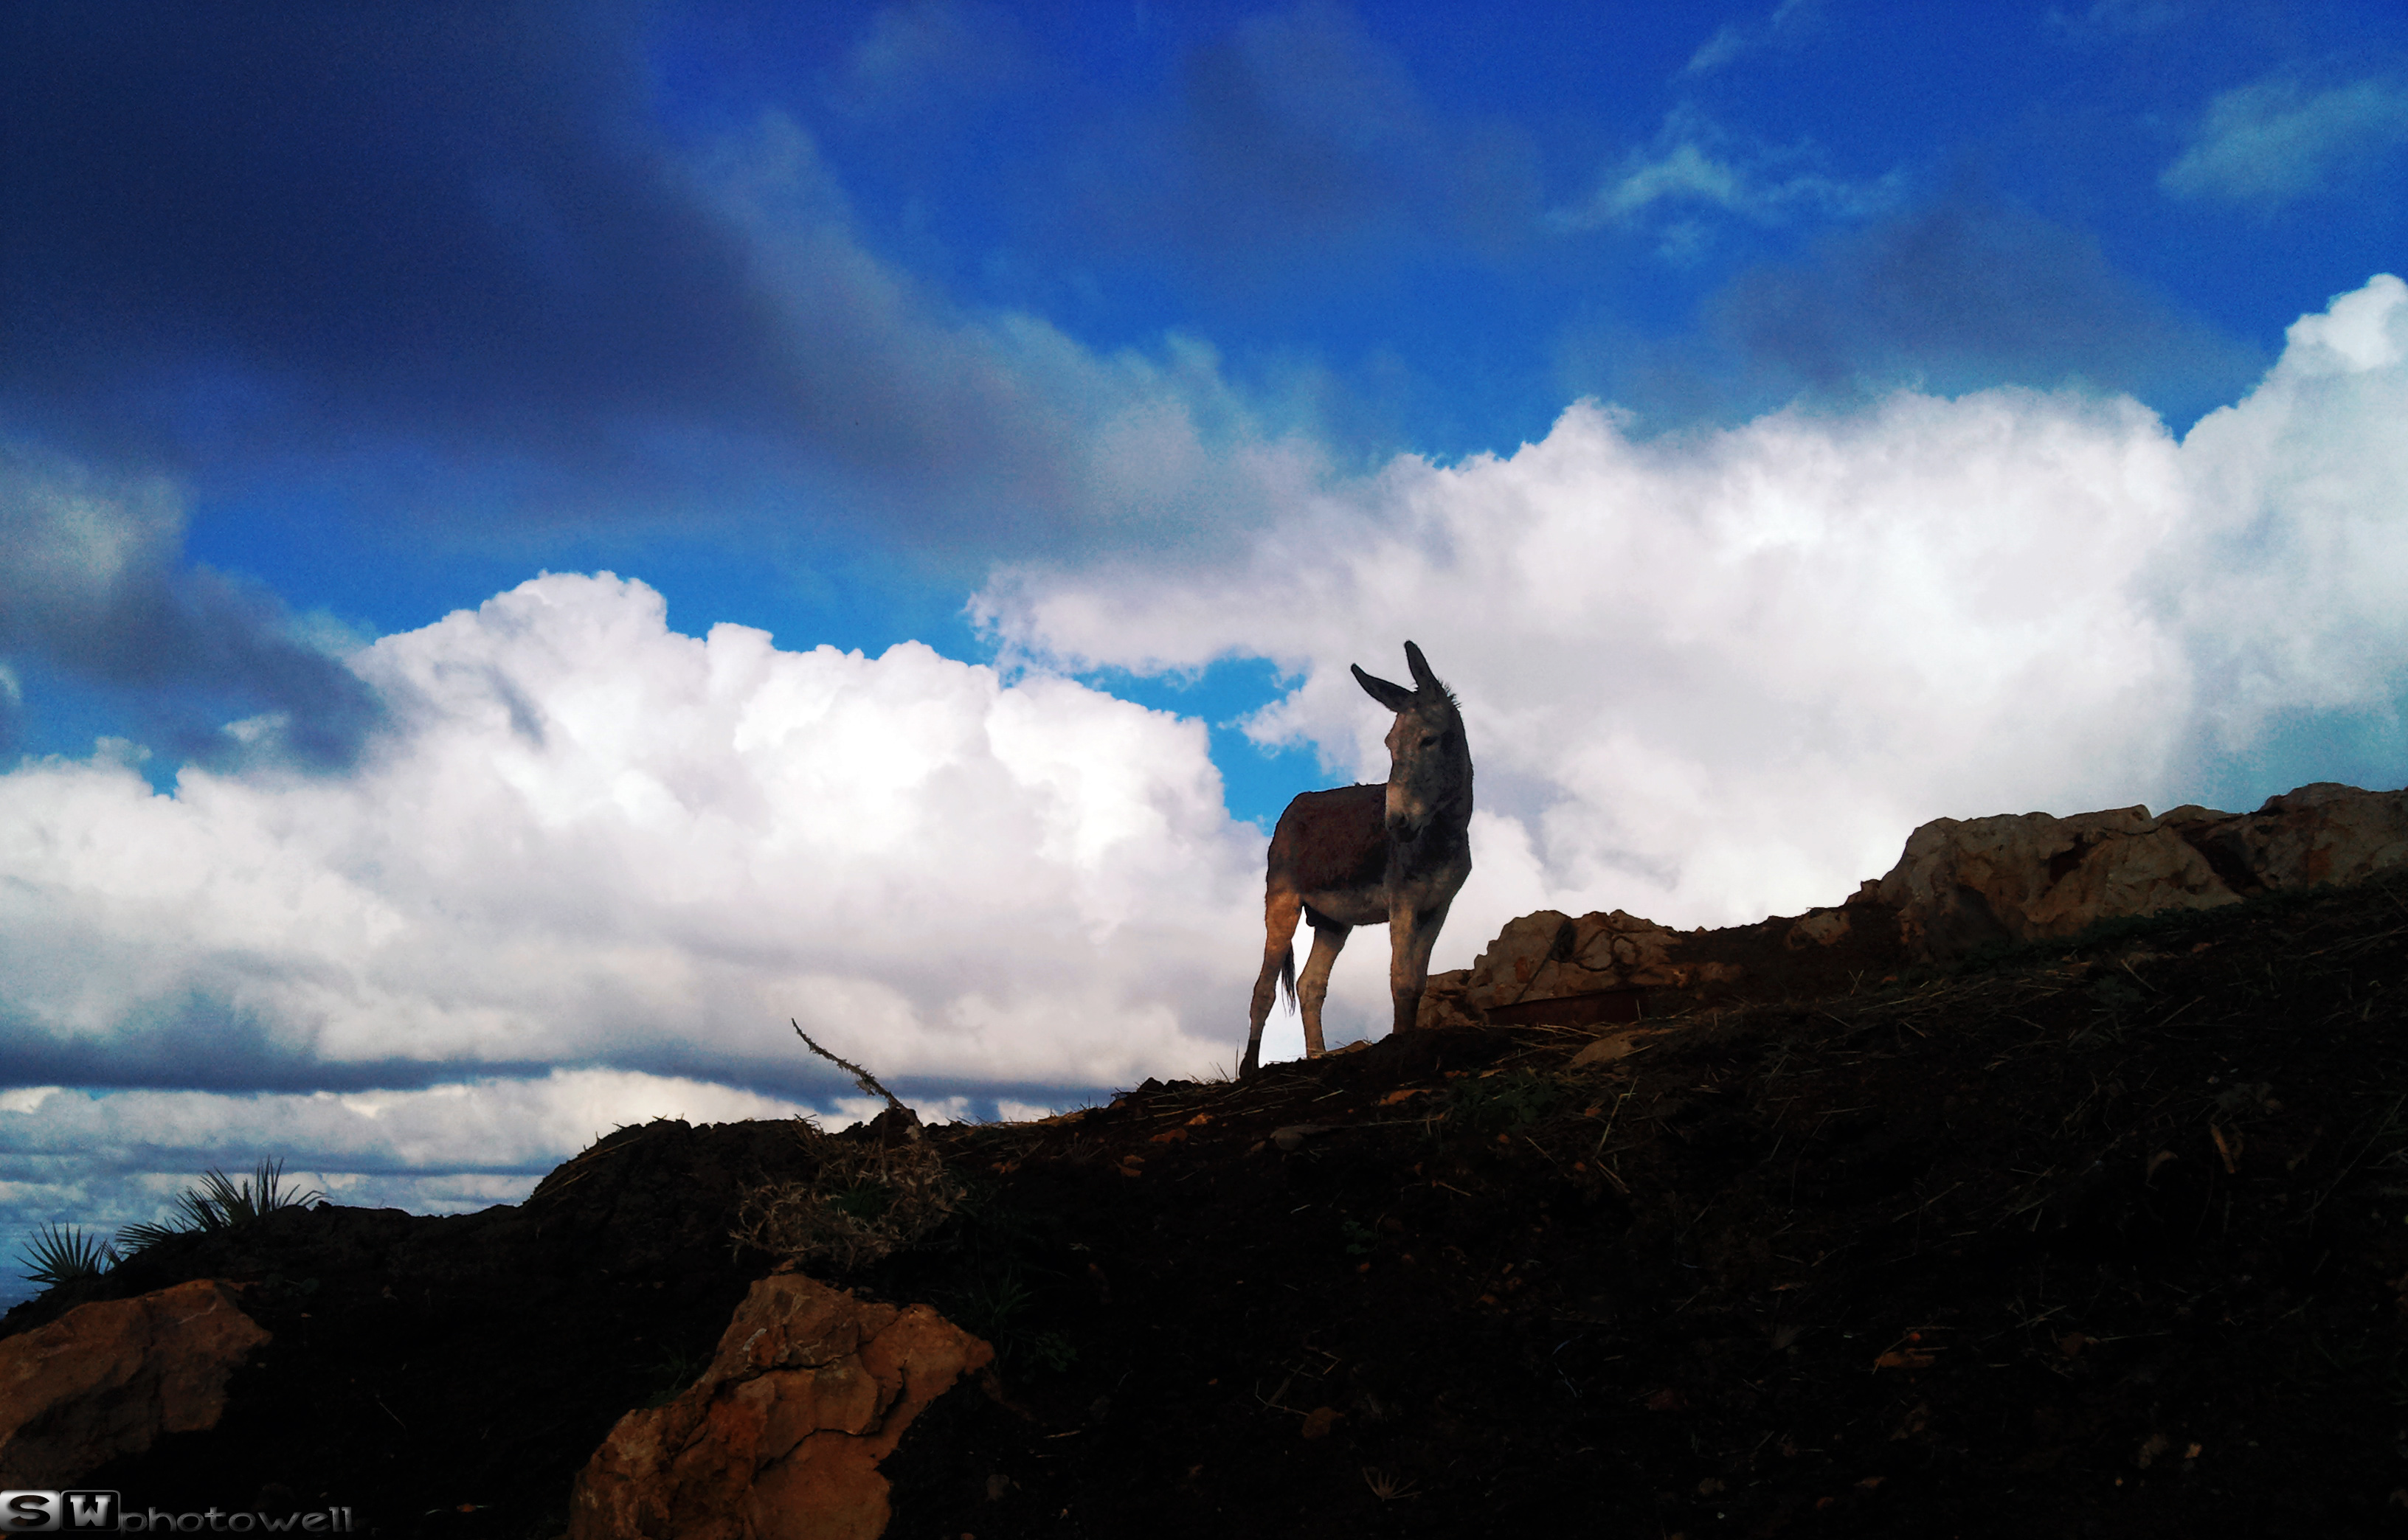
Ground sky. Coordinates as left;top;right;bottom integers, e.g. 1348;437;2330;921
2;0;2405;1296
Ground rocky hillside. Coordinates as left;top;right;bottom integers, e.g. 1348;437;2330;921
5;783;2407;1537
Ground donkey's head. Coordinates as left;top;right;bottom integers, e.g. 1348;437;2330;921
1352;641;1471;845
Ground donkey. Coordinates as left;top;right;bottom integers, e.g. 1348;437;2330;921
1240;642;1473;1078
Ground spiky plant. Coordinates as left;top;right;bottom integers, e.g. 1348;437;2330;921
18;1222;117;1287
116;1157;325;1252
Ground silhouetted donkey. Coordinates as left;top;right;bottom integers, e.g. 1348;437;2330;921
1241;642;1473;1078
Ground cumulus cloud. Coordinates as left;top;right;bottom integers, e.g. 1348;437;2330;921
1549;106;1900;257
983;273;2408;957
0;573;1263;1095
2166;275;2408;749
2161;72;2408;208
0;573;1250;1293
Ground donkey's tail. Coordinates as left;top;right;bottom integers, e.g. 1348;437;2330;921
1279;943;1298;1011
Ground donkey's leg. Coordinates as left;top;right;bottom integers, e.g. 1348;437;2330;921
1388;894;1456;1036
1296;919;1351;1058
1244;886;1305;1078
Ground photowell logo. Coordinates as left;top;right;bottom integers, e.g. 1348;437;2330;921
0;1494;359;1533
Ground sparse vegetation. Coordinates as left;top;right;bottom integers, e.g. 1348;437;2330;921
732;1023;963;1272
731;1120;964;1272
1442;1066;1567;1134
115;1158;325;1253
16;1221;117;1286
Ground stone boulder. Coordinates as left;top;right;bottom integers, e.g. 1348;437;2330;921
1877;782;2408;960
0;1277;270;1487
1462;908;1743;1018
1414;968;1482;1030
567;1272;993;1540
1436;782;2408;1019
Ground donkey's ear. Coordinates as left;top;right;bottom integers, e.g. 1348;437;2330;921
1402;641;1440;696
1352;663;1418;712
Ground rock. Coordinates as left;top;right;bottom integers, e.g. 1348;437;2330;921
1464;907;1746;1015
1568;1034;1642;1068
0;1277;270;1487
567;1272;993;1540
1784;909;1852;950
1877;783;2408;960
1414;968;1483;1030
1463;911;1575;1013
1447;782;2408;1013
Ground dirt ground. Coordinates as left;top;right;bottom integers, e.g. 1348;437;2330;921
13;870;2408;1537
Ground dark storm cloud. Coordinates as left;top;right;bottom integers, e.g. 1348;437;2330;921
0;443;381;769
1059;3;1540;279
0;1;1309;564
0;1;801;478
1708;198;2266;423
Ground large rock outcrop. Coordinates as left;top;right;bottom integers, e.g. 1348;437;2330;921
1438;782;2408;1021
1462;908;1746;1016
1445;899;1888;1025
567;1272;993;1540
1876;782;2408;960
0;1277;270;1486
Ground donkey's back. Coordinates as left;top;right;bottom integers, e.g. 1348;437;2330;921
1266;783;1389;909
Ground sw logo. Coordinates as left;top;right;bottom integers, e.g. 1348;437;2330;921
0;1492;120;1533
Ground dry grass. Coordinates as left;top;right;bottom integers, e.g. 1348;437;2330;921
731;1116;964;1273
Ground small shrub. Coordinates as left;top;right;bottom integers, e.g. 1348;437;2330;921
731;1120;963;1274
18;1222;116;1287
117;1158;325;1253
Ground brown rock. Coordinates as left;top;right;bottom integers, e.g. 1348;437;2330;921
1413;968;1484;1030
567;1273;994;1540
1464;911;1576;1013
1784;909;1852;950
1464;904;1748;1013
1877;783;2408;960
1445;782;2407;1017
0;1277;270;1487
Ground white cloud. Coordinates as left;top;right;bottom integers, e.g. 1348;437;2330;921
2164;274;2408;738
2161;74;2408;208
983;272;2408;953
1684;0;1820;76
1549;107;1900;254
0;574;1264;1088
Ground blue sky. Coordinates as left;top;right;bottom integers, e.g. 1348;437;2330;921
2;0;2405;1291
